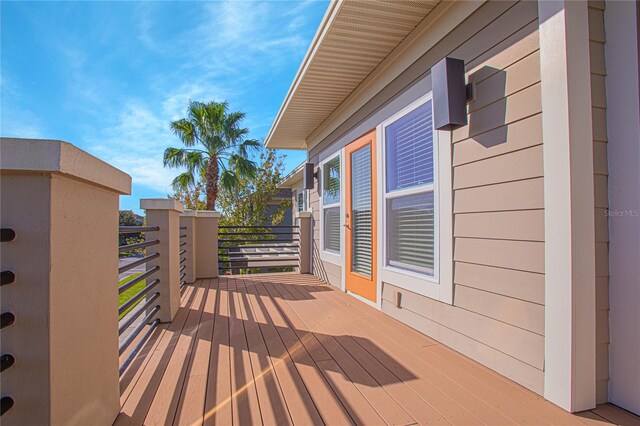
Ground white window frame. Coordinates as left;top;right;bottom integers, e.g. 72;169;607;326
376;93;453;303
319;150;344;266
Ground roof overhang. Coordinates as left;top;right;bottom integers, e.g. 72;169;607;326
265;0;441;150
278;161;305;188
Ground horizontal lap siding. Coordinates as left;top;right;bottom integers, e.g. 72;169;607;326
309;0;546;394
588;0;610;404
383;0;546;394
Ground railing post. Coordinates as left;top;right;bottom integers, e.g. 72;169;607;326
194;211;221;279
180;210;197;284
140;199;184;323
0;138;130;425
297;211;313;274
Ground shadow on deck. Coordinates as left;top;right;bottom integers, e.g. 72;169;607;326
116;273;640;426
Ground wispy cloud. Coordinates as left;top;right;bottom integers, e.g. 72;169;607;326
0;73;46;138
2;0;326;202
89;102;177;193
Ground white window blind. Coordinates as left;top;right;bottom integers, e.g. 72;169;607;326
351;145;372;277
322;154;341;255
384;99;436;277
324;207;341;253
387;192;434;274
385;102;434;192
297;191;305;211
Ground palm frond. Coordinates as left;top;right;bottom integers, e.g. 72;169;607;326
171;172;195;191
163;147;188;168
228;154;257;179
237;139;261;157
169;119;198;147
219;169;238;191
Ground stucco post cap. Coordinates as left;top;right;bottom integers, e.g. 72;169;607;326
181;209;197;217
296;211;313;218
140;198;185;212
0;137;132;195
195;210;221;218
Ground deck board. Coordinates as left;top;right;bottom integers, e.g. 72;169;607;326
118;273;640;426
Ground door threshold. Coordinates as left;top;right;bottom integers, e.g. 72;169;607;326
346;290;378;309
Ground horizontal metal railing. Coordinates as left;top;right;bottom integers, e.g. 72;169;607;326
118;226;162;377
1;228;15;416
218;225;300;274
119;226;159;233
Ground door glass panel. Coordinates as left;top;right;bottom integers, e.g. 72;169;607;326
351;144;372;277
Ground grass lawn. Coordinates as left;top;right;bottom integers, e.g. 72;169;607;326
118;273;145;320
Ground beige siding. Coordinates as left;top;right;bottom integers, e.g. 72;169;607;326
440;0;545;391
307;0;547;394
589;1;610;403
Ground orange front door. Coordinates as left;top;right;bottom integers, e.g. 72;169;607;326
345;130;377;303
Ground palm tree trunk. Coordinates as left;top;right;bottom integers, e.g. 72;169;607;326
205;157;219;210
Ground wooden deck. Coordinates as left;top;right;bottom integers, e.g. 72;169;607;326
116;273;640;426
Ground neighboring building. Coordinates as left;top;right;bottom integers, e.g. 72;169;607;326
279;162;309;215
266;188;293;230
265;0;640;416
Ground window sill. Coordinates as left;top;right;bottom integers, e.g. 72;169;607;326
381;266;441;301
319;249;342;267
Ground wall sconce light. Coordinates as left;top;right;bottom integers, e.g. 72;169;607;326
303;162;315;190
432;57;474;131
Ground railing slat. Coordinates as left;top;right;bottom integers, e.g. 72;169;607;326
0;313;15;329
119;318;160;376
219;239;299;243
118;252;160;274
118;279;160;316
0;229;16;242
118;239;159;253
119;305;161;356
118;292;160;335
219;265;297;270
119;226;159;233
1;271;15;286
0;396;14;416
218;244;299;250
0;354;15;372
118;266;160;295
218;225;298;229
222;252;300;258
218;232;300;236
219;257;299;263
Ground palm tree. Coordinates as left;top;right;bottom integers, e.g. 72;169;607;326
164;100;261;210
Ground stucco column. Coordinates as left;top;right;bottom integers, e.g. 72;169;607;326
539;1;596;412
140;199;184;323
297;211;313;274
0;138;130;425
180;210;197;284
194;211;221;279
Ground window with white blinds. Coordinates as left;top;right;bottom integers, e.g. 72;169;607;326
351;145;372;277
297;191;306;212
385;102;433;192
384;98;437;277
322;154;341;255
323;207;341;253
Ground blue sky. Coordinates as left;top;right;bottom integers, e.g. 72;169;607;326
1;1;327;213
